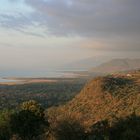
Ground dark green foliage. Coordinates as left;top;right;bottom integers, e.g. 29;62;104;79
0;101;49;140
103;76;133;91
0;109;14;140
0;101;140;140
0;80;85;109
86;114;140;140
88;120;110;140
9;100;49;140
50;114;140;140
10;110;45;140
102;76;139;97
52;119;86;140
110;114;140;140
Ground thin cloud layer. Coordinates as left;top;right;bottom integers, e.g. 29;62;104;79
1;0;139;52
1;0;140;37
25;0;140;37
0;0;140;69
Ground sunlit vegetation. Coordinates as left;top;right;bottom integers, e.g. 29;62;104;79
47;70;140;139
1;101;140;140
0;70;140;139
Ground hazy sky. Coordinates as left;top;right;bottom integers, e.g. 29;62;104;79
0;0;140;73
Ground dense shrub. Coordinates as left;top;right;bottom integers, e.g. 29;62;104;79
110;114;140;140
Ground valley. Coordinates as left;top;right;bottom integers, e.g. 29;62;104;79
0;60;140;140
0;78;86;109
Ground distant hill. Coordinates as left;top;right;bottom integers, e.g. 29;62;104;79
61;56;109;70
48;70;140;131
90;58;140;74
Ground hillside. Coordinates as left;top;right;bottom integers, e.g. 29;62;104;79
61;56;109;70
48;70;140;131
90;58;140;74
0;71;140;140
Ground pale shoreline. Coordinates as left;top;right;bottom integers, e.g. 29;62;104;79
0;71;88;85
0;79;59;85
0;77;80;85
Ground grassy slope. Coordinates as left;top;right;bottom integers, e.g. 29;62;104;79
48;70;140;130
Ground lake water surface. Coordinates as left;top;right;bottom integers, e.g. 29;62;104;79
0;78;20;83
0;71;81;83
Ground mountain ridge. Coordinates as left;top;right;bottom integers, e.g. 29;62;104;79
90;58;140;74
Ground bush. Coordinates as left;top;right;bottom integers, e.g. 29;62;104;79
9;100;49;140
0;109;14;140
110;114;140;140
51;117;86;140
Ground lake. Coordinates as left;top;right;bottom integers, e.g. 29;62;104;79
0;71;80;78
0;71;82;84
0;78;20;83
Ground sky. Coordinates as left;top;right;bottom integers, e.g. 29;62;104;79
0;0;140;76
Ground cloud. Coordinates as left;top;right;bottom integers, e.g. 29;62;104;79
23;0;140;37
0;0;140;52
1;0;140;37
0;13;32;29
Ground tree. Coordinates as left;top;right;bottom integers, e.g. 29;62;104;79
110;114;140;140
20;100;44;118
9;100;49;140
88;120;110;140
52;117;86;140
0;109;14;140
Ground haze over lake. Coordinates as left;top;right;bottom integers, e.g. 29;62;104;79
0;78;20;83
0;70;82;80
